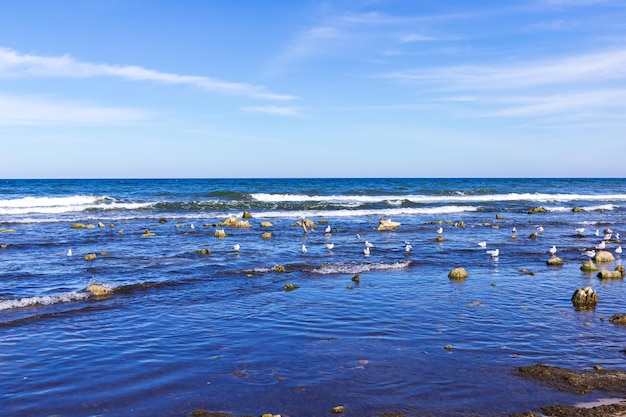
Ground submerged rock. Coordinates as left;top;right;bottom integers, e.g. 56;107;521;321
597;269;623;280
448;267;469;280
261;232;273;239
260;221;273;227
273;264;285;272
580;260;598;272
197;248;212;255
609;314;626;325
435;235;444;242
70;223;87;229
516;364;626;395
83;253;97;261
571;286;598;309
527;206;548;214
283;283;299;291
377;218;401;231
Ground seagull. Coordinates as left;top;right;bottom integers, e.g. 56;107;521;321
190;223;195;230
233;244;240;252
549;245;557;256
355;233;361;239
575;227;585;235
615;233;621;241
595;229;600;237
486;248;499;258
66;249;72;256
537;226;544;233
616;246;623;254
365;241;375;248
477;241;487;248
325;225;331;234
324;243;334;250
404;242;412;252
436;227;443;234
364;246;370;256
604;233;613;241
301;244;307;254
512;227;517;234
581;249;596;258
595;241;606;250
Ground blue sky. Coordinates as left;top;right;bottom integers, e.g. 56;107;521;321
1;0;625;178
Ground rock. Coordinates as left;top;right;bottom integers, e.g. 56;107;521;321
98;222;106;228
70;223;86;229
496;214;504;220
444;345;453;350
547;257;563;266
0;228;17;233
529;232;537;240
519;268;535;276
435;235;444;242
85;224;96;229
88;284;112;297
609;314;626;325
284;283;299;291
261;232;272;239
448;268;469;280
580;260;598;272
571;286;598;309
159;218;167;224
273;264;285;272
331;406;345;414
527;206;548;214
220;215;251;228
260;221;273;227
616;264;625;277
594;250;615;263
142;229;155;236
351;274;360;283
214;229;226;238
197;248;211;255
572;206;584;212
516;363;626;395
597;270;623;280
83;253;97;261
242;211;253;219
453;221;466;228
377;218;401;231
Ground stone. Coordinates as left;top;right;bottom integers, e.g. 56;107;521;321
616;264;625;277
260;221;273;227
159;218;167;224
83;253;97;261
142;229;155;236
331;406;345;414
88;284;112;297
261;232;272;239
527;206;548;214
547;257;563;266
453;221;466;228
197;248;211;255
70;223;86;229
580;260;598;272
529;232;537;240
594;250;615;263
214;229;226;238
351;274;360;283
571;286;598;309
597;270;623;280
448;268;469;280
274;264;285;272
242;211;253;219
377;218;401;231
221;215;251;228
85;224;96;229
496;214;504;220
435;235;444;242
284;283;299;291
98;222;106;228
609;314;626;325
572;206;584;212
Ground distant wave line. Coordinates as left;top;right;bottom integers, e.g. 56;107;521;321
0;291;91;311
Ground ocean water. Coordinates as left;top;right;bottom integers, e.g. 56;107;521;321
1;178;625;417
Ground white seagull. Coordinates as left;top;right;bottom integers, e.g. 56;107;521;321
66;249;72;256
365;241;375;248
404;242;412;252
436;227;443;234
477;241;487;248
537;226;544;233
355;233;361;239
595;229;600;237
575;227;585;235
615;246;622;254
595;241;606;250
486;248;499;258
512;227;517;234
582;249;596;258
190;223;195;230
233;244;240;252
324;243;334;250
325;225;332;234
549;245;557;256
364;246;370;256
301;244;307;254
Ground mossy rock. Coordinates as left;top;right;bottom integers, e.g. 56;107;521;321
594;250;615;263
97;222;106;228
221;215;251;228
85;224;96;229
70;223;87;229
609;314;626;325
88;284;112;297
527;206;548;214
83;253;97;261
453;221;465;228
242;211;253;219
616;265;625;277
495;214;504;220
260;221;273;227
435;235;444;242
580;260;598;272
142;229;155;236
572;206;584;212
448;268;469;280
273;264;285;272
547;257;563;266
261;232;273;239
529;232;537;240
597;270;623;280
159;218;168;224
214;229;227;238
571;286;598;309
351;274;360;283
284;283;299;291
197;248;212;255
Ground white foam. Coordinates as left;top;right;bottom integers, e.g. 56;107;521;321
0;291;91;310
0;195;153;216
312;260;412;275
251;206;478;219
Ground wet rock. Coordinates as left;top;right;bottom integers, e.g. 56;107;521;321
70;223;87;229
159;218;167;224
273;264;285;272
242;211;253;219
540;403;626;417
221;215;251;228
496;214;504;220
351;274;360;283
197;248;211;255
436;235;444;242
519;268;535;276
547;257;563;266
572;206;584;212
609;314;626;325
83;253;97;261
580;260;598;272
214;229;226;238
444;344;453;350
0;228;17;233
142;229;155;236
616;265;625;277
453;221;466;228
98;222;106;228
377;218;401;231
190;410;238;417
597;270;623;280
331;406;345;414
261;232;273;239
85;224;96;229
594;250;615;263
516;363;626;395
260;221;273;227
448;267;469;280
527;206;548;214
571;286;598;309
88;284;111;297
283;283;299;291
529;232;537;239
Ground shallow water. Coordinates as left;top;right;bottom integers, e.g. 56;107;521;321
1;178;625;416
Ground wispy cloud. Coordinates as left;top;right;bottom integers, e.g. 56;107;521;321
241;105;300;116
0;47;297;101
0;94;150;125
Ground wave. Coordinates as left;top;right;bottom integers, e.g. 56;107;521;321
252;206;478;218
312;260;413;275
0;195;153;216
0;291;91;311
251;192;626;204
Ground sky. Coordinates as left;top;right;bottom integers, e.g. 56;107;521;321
1;0;626;178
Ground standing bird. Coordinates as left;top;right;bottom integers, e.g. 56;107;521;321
233;244;240;252
404;242;412;252
364;246;370;256
615;246;623;254
582;249;596;259
301;244;307;254
190;223;195;230
365;241;375;248
595;241;606;250
66;248;72;257
549;245;557;256
537;226;544;233
575;227;585;236
486;248;499;258
595;229;600;237
436;227;443;234
325;225;331;234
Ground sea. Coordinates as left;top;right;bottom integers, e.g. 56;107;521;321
1;178;625;417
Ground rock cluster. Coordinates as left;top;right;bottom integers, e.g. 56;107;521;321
571;286;598;309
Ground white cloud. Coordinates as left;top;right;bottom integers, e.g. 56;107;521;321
241;105;299;116
0;94;150;125
0;47;297;101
